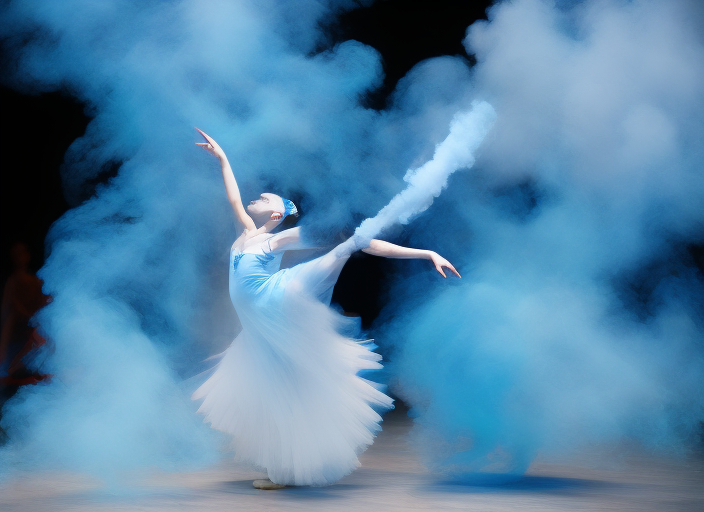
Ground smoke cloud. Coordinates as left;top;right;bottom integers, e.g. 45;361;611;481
1;0;703;484
384;0;704;479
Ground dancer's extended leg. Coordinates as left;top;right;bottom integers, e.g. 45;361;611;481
287;236;367;304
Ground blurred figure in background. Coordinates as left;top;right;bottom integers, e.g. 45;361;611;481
0;242;51;415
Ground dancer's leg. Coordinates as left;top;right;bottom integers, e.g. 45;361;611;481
287;236;366;304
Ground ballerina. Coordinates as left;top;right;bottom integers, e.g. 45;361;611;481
192;128;460;489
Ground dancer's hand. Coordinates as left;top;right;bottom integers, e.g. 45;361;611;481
429;252;461;278
195;128;226;160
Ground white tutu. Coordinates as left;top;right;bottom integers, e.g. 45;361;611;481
193;244;393;486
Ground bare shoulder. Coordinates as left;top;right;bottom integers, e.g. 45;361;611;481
269;227;302;251
272;227;301;239
240;231;273;252
231;231;249;253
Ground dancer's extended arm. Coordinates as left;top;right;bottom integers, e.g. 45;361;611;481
269;231;459;277
363;239;461;278
195;128;256;231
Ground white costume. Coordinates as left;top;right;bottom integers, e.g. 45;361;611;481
193;236;393;486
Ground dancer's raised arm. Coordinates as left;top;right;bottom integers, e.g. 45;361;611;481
363;239;461;278
196;128;256;231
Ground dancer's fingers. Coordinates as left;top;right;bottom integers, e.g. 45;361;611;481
448;264;461;278
195;127;210;141
435;265;447;278
195;127;218;148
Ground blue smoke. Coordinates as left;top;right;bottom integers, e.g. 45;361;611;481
383;0;704;479
1;0;703;483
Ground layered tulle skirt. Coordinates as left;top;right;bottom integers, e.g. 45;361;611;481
193;257;393;486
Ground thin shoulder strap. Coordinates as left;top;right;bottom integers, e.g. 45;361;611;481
262;235;275;255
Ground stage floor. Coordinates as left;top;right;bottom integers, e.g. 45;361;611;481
1;407;702;511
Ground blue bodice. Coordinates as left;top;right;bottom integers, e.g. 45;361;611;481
229;249;286;307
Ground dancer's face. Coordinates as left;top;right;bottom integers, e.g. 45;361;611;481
247;193;285;218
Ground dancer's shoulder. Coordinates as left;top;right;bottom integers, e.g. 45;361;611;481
231;232;249;254
268;227;307;252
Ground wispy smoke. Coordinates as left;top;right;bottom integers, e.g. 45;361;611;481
1;0;703;484
356;101;496;241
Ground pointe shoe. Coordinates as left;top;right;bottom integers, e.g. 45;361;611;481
253;479;287;490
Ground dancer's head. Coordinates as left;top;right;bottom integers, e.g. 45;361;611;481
247;193;298;224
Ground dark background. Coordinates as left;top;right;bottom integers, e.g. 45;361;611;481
0;0;494;327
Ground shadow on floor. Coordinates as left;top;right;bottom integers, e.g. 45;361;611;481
428;474;619;495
